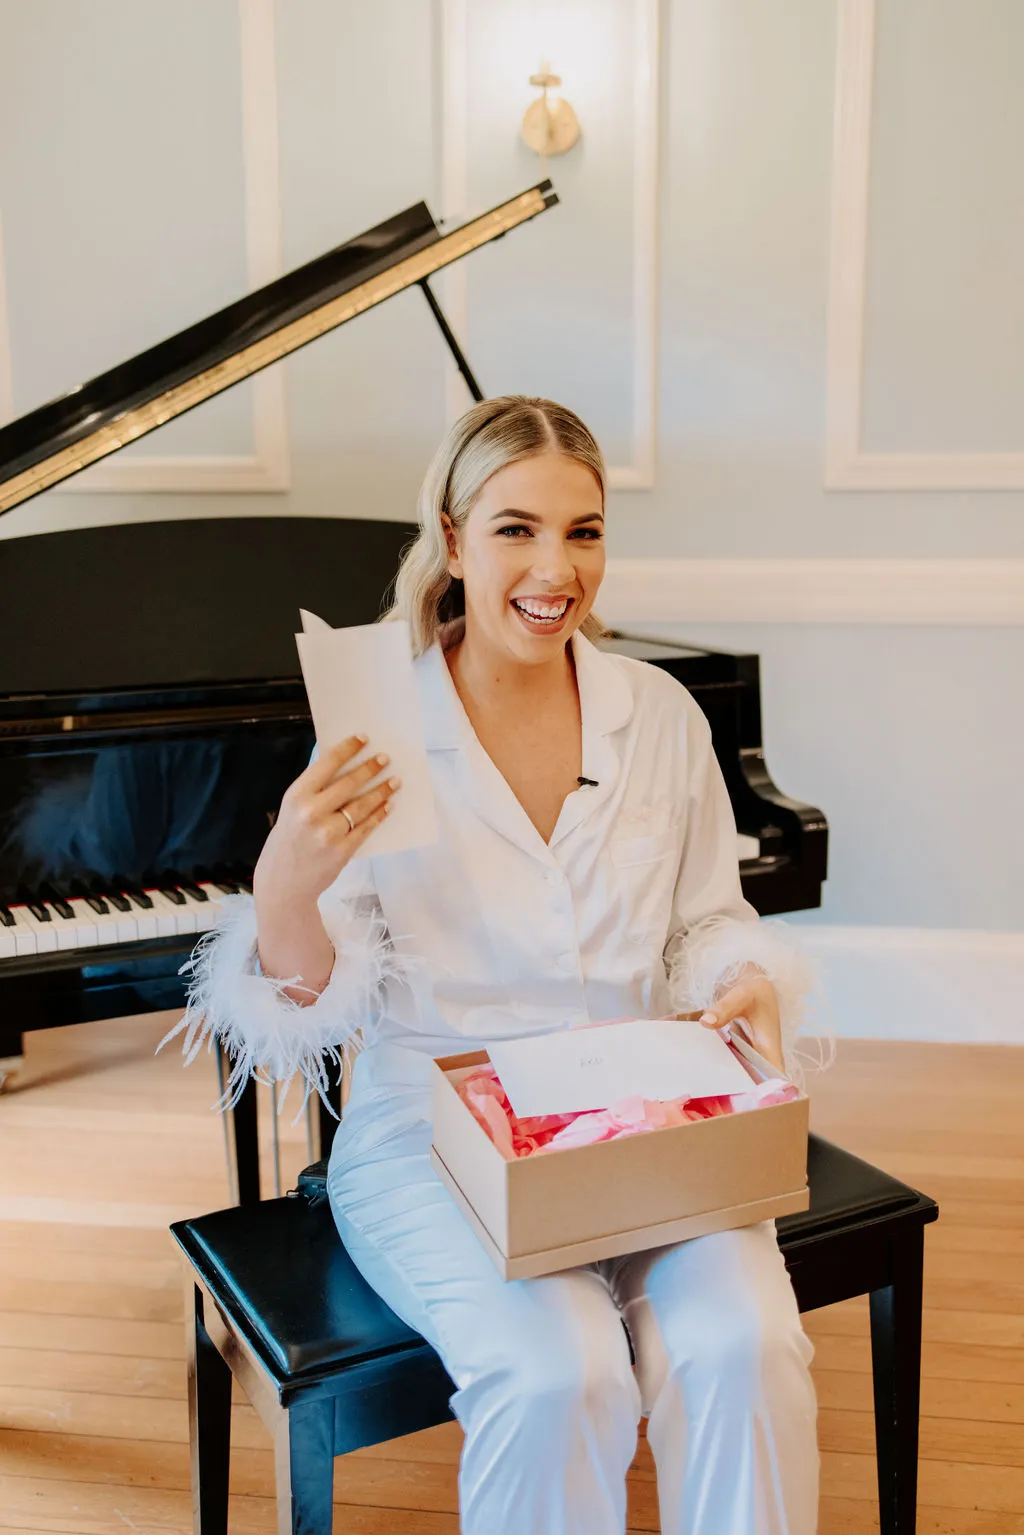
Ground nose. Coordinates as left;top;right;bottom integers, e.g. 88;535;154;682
530;533;577;588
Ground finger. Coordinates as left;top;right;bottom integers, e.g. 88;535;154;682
341;791;393;847
338;776;401;830
304;734;370;792
316;751;391;812
700;983;757;1029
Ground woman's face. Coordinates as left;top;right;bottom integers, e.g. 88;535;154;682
444;450;605;665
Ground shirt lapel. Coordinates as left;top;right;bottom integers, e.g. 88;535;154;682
415;630;634;859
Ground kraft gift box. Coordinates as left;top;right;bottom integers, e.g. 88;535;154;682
429;1034;809;1280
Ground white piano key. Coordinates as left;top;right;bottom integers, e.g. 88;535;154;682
106;903;139;944
196;884;227;928
0;920;17;959
150;889;197;936
8;909;37;956
65;899;100;948
131;905;159;941
90;907;128;948
180;889;219;933
17;905;58;954
737;833;760;862
144;890;185;937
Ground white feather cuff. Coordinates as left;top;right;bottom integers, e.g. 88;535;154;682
158;892;400;1112
667;915;834;1090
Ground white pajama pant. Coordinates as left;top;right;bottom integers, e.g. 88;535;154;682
327;1050;820;1535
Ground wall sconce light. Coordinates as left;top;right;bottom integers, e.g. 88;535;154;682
520;62;581;162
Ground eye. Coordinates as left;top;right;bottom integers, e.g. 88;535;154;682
496;524;531;537
570;527;603;540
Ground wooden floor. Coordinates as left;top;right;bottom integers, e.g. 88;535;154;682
0;1017;1021;1535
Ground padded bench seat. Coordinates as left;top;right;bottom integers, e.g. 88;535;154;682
171;1131;937;1534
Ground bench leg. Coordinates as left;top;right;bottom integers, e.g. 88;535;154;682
186;1283;232;1535
274;1397;335;1535
869;1226;925;1535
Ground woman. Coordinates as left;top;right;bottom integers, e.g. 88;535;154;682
177;396;823;1535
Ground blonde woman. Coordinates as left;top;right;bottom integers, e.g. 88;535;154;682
180;396;822;1535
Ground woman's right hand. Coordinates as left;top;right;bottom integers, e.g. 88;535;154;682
254;734;401;914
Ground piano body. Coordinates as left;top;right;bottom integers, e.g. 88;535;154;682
0;182;827;1199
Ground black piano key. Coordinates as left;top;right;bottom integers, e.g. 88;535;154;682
163;869;207;903
196;864;238;895
157;881;186;907
112;874;154;911
89;878;131;913
69;879;108;915
0;906;14;928
16;886;51;922
37;882;75;920
226;864;254;894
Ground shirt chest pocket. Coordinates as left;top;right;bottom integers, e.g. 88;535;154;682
607;826;681;939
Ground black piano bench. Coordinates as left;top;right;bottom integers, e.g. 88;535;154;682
170;1132;938;1535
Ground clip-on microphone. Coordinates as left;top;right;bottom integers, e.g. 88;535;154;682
577;776;599;787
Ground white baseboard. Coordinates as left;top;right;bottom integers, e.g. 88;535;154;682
600;559;1024;625
795;925;1024;1045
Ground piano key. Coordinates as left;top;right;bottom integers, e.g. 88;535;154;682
181;887;221;932
114;875;154;910
69;880;108;915
60;899;101;949
37;883;75;921
8;908;39;957
737;833;760;862
148;888;197;936
96;885;132;914
195;864;238;895
16;887;52;924
139;889;183;938
17;904;58;953
0;905;14;927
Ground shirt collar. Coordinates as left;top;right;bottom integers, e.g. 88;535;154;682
416;625;634;751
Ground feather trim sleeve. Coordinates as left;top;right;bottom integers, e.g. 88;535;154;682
666;914;832;1090
158;889;403;1111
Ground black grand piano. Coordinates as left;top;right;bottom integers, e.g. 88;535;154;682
0;181;827;1200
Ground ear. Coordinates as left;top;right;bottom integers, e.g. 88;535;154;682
441;514;463;579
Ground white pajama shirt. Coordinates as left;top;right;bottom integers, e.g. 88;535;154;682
184;626;820;1535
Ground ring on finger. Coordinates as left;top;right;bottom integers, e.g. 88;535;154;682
341;806;355;834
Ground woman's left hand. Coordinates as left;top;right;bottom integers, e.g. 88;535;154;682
698;971;786;1075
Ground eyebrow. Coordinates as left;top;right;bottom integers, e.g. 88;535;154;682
489;508;605;526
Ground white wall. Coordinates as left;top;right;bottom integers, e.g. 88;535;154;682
1;0;1021;1042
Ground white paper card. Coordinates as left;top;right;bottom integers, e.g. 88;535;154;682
486;1019;757;1118
295;612;438;859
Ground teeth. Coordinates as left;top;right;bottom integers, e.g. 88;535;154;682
514;599;569;620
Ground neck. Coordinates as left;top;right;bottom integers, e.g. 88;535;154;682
447;618;577;714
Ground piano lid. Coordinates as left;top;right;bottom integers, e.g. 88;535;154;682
0;181;558;518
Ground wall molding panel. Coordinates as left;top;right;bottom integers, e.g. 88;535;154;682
824;0;1024;491
798;924;1024;1047
0;0;290;497
599;556;1024;625
438;0;660;490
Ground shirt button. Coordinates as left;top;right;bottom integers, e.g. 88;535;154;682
545;869;561;886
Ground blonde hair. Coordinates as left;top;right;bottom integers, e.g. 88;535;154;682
384;395;610;656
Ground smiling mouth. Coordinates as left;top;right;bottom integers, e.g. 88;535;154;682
511;597;573;626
